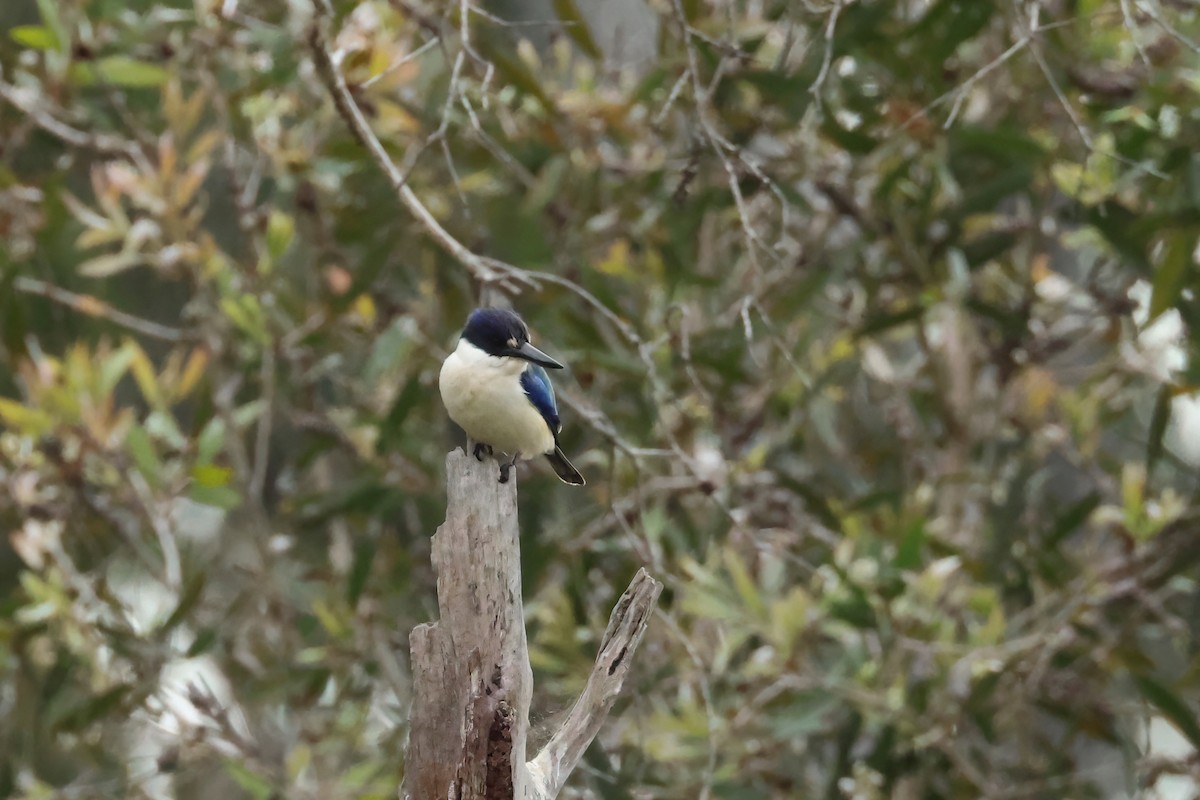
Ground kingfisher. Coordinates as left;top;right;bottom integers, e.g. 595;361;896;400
439;307;585;485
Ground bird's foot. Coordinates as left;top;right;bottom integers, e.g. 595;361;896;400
473;442;494;462
497;452;521;484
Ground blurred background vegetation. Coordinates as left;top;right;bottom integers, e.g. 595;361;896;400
1;0;1199;798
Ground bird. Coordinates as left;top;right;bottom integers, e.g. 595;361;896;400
439;307;585;486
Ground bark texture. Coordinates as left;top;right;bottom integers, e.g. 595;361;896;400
403;449;661;800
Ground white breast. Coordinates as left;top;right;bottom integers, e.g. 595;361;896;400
438;339;557;457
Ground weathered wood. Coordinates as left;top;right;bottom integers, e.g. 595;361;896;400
403;449;662;800
406;448;532;799
527;568;662;797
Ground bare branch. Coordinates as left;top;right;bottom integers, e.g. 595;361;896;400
14;277;189;343
0;72;144;162
527;568;662;798
248;343;275;503
1024;4;1092;150
941;34;1032;129
1140;0;1200;53
808;0;844;103
1120;0;1152;66
307;0;534;291
360;35;441;89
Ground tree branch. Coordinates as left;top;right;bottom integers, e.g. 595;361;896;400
306;0;534;293
0;70;144;162
14;277;189;343
527;568;662;798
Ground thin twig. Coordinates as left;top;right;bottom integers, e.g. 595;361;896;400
248;343;275;502
1141;0;1199;53
126;469;183;592
653;71;690;127
809;0;844;103
904;9;1123;134
14;277;189;343
1024;5;1092;149
1120;0;1152;66
361;35;441;89
668;0;790;269
0;73;144;162
307;0;534;291
942;34;1032;129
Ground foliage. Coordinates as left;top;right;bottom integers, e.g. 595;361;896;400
1;0;1200;798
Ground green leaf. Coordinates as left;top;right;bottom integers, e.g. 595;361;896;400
225;761;274;800
220;295;269;344
1148;234;1193;322
297;476;390;524
51;685;132;732
125;425;164;488
10;26;57;50
713;784;770;800
312;597;348;638
196;417;226;463
1188;153;1200;210
956;168;1033;217
191;463;232;487
186;627;218;657
0;397;53;435
895;520;926;570
346;538;375;607
232;398;266;428
950;126;1045;163
1135;674;1200;750
146;409;188;449
552;0;603;59
724;548;766;619
71;56;169;88
35;0;67;52
680;0;703;22
821;115;878;154
1086;203;1154;274
377;377;422;453
962;231;1018;267
265;210;295;263
733;70;813;121
340;761;388;792
363;317;416;384
857;305;924;337
908;0;995;64
190;484;242;510
784;478;843;533
1146;385;1172;477
1046;492;1101;548
770;691;839;738
161;572;207;634
474;29;558;115
523;156;570;215
79;251;141;278
99;342;138;396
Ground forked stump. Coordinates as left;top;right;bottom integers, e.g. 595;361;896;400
403;449;662;800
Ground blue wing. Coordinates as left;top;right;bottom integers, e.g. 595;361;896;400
520;365;561;435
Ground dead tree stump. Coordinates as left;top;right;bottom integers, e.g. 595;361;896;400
403;449;661;800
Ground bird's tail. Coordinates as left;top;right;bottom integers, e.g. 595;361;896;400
546;447;585;485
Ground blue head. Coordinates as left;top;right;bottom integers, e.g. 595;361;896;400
461;308;565;370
